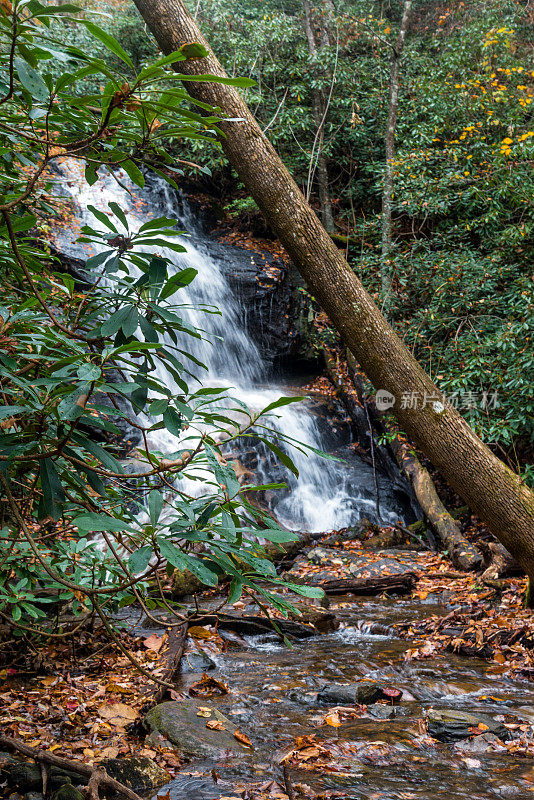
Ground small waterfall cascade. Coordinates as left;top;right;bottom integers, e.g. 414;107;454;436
53;162;407;532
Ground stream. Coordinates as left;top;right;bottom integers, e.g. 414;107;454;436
52;166;534;799
136;579;534;800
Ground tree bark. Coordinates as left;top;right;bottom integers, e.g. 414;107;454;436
381;0;413;306
132;0;534;589
392;440;482;572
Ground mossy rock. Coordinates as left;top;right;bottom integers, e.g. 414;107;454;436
144;700;252;760
5;762;42;790
51;785;84;800
99;757;170;790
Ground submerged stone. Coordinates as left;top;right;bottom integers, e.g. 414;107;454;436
426;708;509;742
318;682;384;706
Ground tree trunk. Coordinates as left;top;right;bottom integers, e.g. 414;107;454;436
132;0;534;590
301;0;335;232
392;440;482;572
381;0;413;307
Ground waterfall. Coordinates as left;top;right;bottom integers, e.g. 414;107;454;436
53;162;407;532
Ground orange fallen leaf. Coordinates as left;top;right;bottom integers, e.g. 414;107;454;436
188;626;212;640
324;710;342;727
234;729;254;749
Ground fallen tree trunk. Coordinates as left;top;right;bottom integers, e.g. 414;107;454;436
480;541;523;580
314;572;417;595
151;622;189;705
392;441;482;572
196;612;316;638
132;0;534;595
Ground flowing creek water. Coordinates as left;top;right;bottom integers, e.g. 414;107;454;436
138;588;534;800
52;166;534;799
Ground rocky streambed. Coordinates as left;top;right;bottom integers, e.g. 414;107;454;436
125;545;534;800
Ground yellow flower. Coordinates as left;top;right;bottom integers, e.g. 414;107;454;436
501;137;513;145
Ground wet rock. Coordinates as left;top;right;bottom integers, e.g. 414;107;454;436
51;786;84;800
454;732;506;753
180;649;217;674
426;709;509;742
307;548;333;565
347;555;420;579
318;682;384;706
5;763;42;791
286;689;320;705
287;601;338;634
99;757;170;790
144;700;252;759
370;704;397;719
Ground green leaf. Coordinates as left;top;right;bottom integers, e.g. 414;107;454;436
179;73;256;88
160;268;198;300
14;57;49;102
87;205;117;232
287;583;325;599
163;406;183;436
73;513;135;532
148;490;163;527
261;396;306;416
122;159;145;187
38;459;66;520
180;43;209;60
227;577;243;604
261;438;298;477
81;21;135;71
108;201;129;231
129;545;152;575
71;432;124;474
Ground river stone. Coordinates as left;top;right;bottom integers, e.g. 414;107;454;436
144;700;251;759
180;649;217;674
51;786;84;800
99;757;170;790
426;709;509;742
318;682;383;706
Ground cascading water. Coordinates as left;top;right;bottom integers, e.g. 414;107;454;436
53;162;408;532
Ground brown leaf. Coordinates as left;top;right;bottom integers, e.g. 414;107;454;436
188;626;213;640
98;702;138;727
234;729;254;749
206;720;224;730
324;710;342;727
143;634;165;652
189;673;229;698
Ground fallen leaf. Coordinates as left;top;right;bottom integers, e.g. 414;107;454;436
206;720;224;730
98;702;138;726
234;729;254;749
196;706;212;718
189;673;229;698
143;634;165;652
324;710;342;727
188;626;212;639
